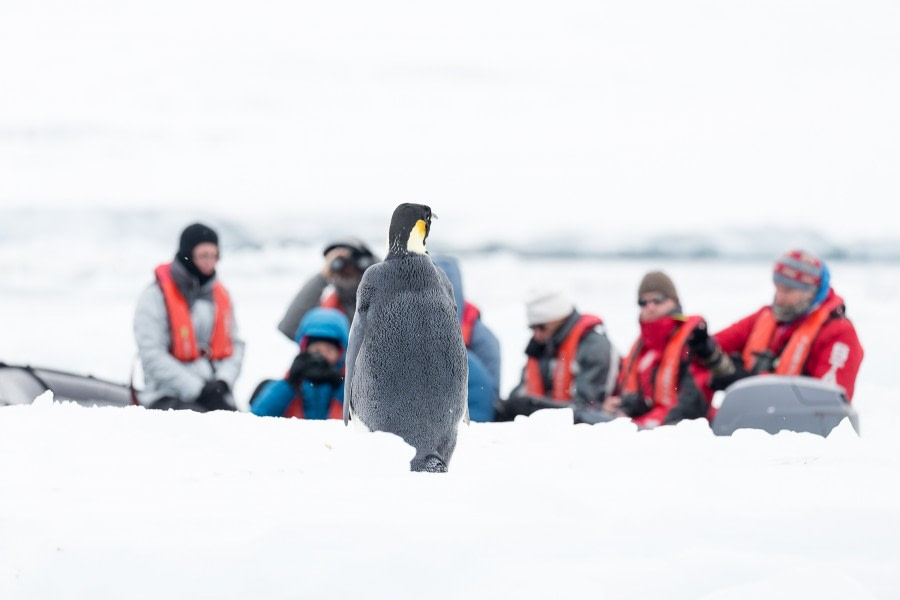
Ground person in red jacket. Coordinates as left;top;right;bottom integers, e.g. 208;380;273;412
689;249;864;401
599;271;715;428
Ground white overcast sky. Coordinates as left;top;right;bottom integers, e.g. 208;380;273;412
1;1;897;242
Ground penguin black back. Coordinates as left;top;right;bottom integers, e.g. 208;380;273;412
388;203;433;258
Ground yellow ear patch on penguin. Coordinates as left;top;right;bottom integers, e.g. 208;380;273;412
407;219;428;254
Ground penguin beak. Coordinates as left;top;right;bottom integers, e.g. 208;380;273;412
431;212;439;220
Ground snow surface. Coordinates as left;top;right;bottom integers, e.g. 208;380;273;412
2;400;899;600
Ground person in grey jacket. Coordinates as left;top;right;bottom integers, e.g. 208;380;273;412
497;288;618;422
134;223;245;411
277;237;378;340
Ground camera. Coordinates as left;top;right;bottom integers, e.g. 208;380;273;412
331;253;375;274
330;257;349;272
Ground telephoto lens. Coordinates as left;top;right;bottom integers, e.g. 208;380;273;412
330;257;347;272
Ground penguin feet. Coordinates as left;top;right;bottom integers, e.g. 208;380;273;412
413;454;448;473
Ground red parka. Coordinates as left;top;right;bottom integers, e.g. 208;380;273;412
713;289;863;401
617;315;714;428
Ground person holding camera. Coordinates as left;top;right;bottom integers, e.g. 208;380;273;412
251;307;350;419
277;237;378;341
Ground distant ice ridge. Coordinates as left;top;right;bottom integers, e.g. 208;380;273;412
1;207;897;262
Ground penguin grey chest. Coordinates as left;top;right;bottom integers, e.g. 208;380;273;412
343;203;468;473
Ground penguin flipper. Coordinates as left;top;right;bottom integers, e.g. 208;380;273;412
343;312;363;425
342;386;352;425
344;276;373;425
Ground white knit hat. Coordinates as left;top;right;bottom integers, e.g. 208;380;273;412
525;288;574;326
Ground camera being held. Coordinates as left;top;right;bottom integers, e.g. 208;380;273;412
253;307;350;419
287;348;344;390
278;237;380;342
330;252;375;276
322;245;375;280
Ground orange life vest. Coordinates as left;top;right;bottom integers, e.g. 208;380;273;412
742;294;844;375
461;301;480;348
320;291;345;313
283;396;343;419
524;315;604;402
619;316;704;410
155;263;234;362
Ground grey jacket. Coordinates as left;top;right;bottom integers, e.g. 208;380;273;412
133;261;245;407
509;310;618;408
277;274;356;340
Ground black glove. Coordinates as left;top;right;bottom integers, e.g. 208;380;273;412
287;352;343;389
524;339;546;358
617;392;652;418
709;355;751;391
287;353;313;389
687;320;716;361
196;380;234;411
687;321;739;382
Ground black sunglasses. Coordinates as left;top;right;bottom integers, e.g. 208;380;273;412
638;294;668;307
530;323;548;332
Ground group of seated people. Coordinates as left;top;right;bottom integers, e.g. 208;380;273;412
133;222;864;428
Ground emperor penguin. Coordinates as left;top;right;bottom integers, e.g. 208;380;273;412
343;203;468;473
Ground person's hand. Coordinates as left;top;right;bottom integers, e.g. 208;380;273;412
287;352;343;389
196;380;234;411
710;357;750;391
601;395;623;414
322;247;352;278
524;339;546;358
287;353;315;388
687;320;716;360
303;355;344;387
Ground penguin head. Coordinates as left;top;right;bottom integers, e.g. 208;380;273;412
387;203;435;257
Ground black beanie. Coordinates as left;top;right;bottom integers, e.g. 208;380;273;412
176;223;219;284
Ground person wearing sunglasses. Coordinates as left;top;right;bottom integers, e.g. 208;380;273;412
278;237;379;341
595;271;715;428
692;249;863;401
496;288;617;421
